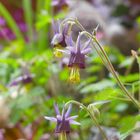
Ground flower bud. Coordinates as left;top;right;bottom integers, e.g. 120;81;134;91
92;24;99;36
87;104;100;119
131;50;138;59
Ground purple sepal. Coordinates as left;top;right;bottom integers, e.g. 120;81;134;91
9;74;33;86
44;104;80;133
66;33;91;69
51;20;71;48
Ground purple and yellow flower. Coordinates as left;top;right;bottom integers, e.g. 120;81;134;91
9;74;34;86
52;0;69;13
44;104;80;139
51;20;72;58
66;33;91;83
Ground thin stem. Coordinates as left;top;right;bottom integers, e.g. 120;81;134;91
135;56;140;104
23;0;34;47
60;18;75;32
78;127;84;140
88;112;108;140
78;29;140;109
65;100;109;140
59;132;67;140
0;3;24;40
91;42;111;71
93;37;140;109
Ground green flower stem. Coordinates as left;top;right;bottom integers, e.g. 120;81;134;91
65;100;109;140
93;37;140;109
0;3;23;40
23;0;34;47
91;41;110;70
72;19;140;109
59;132;67;140
135;55;140;104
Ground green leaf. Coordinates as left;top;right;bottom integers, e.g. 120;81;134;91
90;100;111;106
119;57;134;68
54;12;67;19
118;115;140;133
80;79;115;93
35;10;52;30
0;3;23;40
94;88;122;101
23;0;34;45
120;73;139;83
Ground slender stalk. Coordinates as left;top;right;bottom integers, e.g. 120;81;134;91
73;21;140;109
65;100;109;140
0;3;23;40
78;127;84;140
93;37;140;109
135;55;140;104
23;0;34;47
88;112;108;140
91;42;111;71
138;61;140;103
59;132;67;140
36;0;51;51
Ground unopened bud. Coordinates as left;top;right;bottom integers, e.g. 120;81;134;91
131;50;138;57
87;104;100;119
92;24;99;36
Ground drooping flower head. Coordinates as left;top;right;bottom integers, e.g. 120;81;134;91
51;20;72;57
9;74;34;86
44;104;80;135
52;0;69;13
66;33;91;83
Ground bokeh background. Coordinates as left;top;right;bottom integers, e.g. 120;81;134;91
0;0;140;139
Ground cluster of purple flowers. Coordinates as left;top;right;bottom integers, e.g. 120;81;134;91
51;20;91;83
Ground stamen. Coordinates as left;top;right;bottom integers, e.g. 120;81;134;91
53;45;63;58
69;66;80;83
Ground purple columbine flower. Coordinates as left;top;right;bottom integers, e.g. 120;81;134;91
52;0;69;13
51;20;72;58
65;33;91;83
45;104;80;138
9;74;34;86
